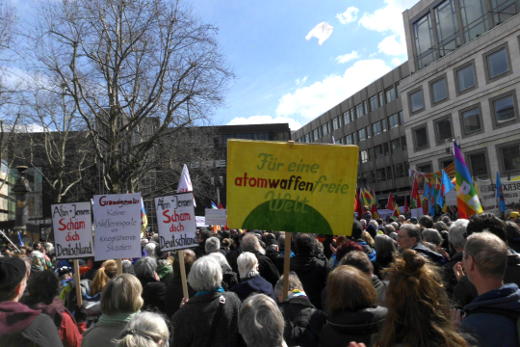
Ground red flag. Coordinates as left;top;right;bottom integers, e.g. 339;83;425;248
355;189;363;217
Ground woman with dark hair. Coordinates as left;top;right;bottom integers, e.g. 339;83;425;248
23;270;83;347
319;265;387;347
378;249;468;347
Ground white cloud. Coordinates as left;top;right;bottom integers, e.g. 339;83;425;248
305;22;334;45
295;76;308;86
358;0;415;58
377;35;406;56
227;115;302;131
335;50;360;64
336;6;359;24
391;57;404;66
276;59;392;120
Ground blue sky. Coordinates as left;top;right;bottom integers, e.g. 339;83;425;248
189;0;417;130
6;0;417;131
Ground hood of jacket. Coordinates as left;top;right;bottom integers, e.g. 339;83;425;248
412;242;445;264
0;301;41;335
464;283;520;313
326;306;387;334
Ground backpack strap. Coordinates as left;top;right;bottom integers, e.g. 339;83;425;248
206;295;226;347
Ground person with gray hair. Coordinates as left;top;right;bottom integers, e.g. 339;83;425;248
171;256;243;347
397;223;446;265
422;228;442;246
274;273;325;347
460;232;520;347
231;251;274;301
241;233;280;287
208;251;238;290
374;234;397;276
238;294;288;347
116;312;170;347
443;219;469;297
205;236;221;254
133;257;166;313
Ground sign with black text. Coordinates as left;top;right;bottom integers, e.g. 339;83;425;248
155;192;197;251
52;202;94;259
92;193;142;260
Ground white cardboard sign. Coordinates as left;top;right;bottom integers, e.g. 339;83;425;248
52;202;94;259
205;208;227;226
92;193;142;260
155;192;197;251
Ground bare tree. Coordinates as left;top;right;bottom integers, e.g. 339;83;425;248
34;0;231;194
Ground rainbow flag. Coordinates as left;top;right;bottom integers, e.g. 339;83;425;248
453;142;483;218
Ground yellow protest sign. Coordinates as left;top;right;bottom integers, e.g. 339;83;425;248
226;140;359;236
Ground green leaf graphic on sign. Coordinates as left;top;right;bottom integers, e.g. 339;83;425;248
242;199;333;235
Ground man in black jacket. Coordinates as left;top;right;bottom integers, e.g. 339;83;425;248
0;257;63;347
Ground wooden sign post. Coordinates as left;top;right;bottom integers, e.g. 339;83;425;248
281;232;293;302
178;250;189;299
73;259;83;307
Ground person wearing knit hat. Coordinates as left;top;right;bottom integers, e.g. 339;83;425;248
0;256;63;347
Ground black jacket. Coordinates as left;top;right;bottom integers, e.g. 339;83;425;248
253;251;281;287
231;275;274;301
291;255;329;309
280;295;326;347
171;291;245;347
319;306;387;347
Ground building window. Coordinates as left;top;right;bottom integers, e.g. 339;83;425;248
413;13;435;69
430;76;449;104
485;46;511;81
459;105;482;136
369;95;379;112
455;62;477;94
401;136;407;151
361;150;369;163
491;92;517;125
376;168;386;182
332;117;339;130
358;128;367;141
343;110;351;125
491;0;519;25
372;122;382;136
391;138;401;153
409;89;425;114
378;92;385;106
467;151;489;178
499;141;520;174
346;134;353;144
439;157;454;171
356;103;365;118
388;113;400;128
435;0;459;57
322;123;329;135
385;86;397;103
386;166;393;180
413;125;429;151
434;117;453;145
381;119;388;132
460;0;487;42
417;162;433;173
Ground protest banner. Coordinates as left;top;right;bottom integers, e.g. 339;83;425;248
92;193;142;261
227;140;359;236
52;202;94;259
155;192;197;251
205;208;227;226
476;177;520;212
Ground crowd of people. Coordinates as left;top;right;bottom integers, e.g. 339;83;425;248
1;210;520;346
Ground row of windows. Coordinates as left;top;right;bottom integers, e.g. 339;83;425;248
412;89;519;152
417;140;520;179
412;0;519;69
359;137;408;164
409;41;515;114
364;162;410;184
296;85;400;143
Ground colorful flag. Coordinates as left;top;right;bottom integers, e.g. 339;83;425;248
177;164;196;207
210;200;218;209
386;193;399;216
355;189;364;217
140;198;148;237
410;175;422;209
453;142;483;218
496;172;507;213
442;169;454;194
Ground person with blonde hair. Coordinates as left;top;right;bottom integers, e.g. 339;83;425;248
82;274;144;347
90;259;118;296
116;312;170;347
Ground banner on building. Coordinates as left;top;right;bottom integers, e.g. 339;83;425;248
227;140;359;236
52;202;94;259
155;192;197;251
92;193;142;261
476;177;520;212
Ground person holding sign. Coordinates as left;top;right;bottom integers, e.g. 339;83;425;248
171;256;243;347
